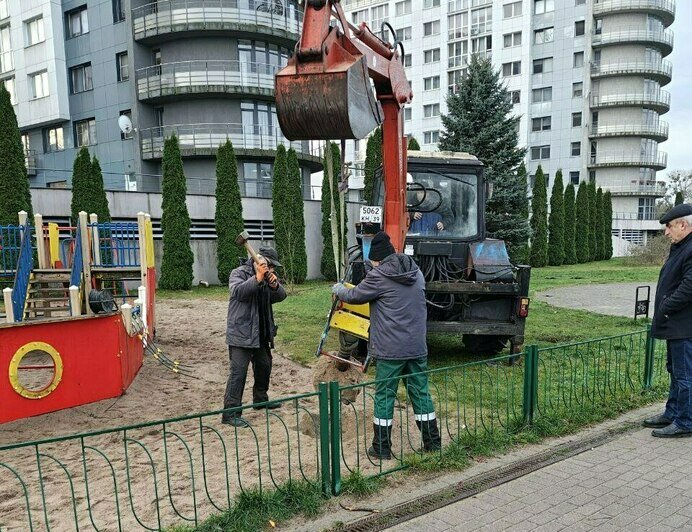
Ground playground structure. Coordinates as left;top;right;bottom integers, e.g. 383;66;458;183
0;211;156;424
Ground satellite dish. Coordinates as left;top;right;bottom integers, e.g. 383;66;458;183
118;114;134;135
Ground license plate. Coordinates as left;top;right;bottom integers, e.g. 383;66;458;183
359;205;382;223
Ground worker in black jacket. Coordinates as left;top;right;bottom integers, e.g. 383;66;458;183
645;203;692;438
222;247;287;428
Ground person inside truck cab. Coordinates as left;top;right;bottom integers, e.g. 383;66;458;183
408;178;454;235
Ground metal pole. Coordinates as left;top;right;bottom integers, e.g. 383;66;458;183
329;381;342;496
3;287;14;323
644;325;655;390
318;382;331;497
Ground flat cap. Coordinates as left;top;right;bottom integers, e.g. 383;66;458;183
258;246;282;268
659;203;692;224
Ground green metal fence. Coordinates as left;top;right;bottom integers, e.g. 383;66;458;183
0;328;669;530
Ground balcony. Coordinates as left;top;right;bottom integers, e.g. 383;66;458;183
593;0;675;27
603;181;666;197
588;152;668;171
590;91;670;113
612;211;659;221
591;28;673;56
589;122;669;142
132;0;302;45
136;60;279;102
590;59;672;85
24;150;37;176
139;123;322;167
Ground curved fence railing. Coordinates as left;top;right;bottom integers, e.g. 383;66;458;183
0;329;669;529
0;225;23;278
590;59;673;80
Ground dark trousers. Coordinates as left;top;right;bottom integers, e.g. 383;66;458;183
664;338;692;430
223;345;272;419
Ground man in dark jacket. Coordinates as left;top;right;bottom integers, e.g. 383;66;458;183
223;246;287;428
645;203;692;438
332;231;441;459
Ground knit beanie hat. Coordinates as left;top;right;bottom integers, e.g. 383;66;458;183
368;231;395;261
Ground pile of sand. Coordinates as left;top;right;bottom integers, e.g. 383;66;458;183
311;353;364;403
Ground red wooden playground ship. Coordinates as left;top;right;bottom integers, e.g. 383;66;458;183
0;211;156;424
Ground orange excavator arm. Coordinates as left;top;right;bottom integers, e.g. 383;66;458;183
275;0;412;252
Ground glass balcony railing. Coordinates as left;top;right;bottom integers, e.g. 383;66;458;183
136;60;280;100
590;90;671;111
593;0;675;26
588;151;668;169
589;122;669;140
592;28;674;54
590;59;672;82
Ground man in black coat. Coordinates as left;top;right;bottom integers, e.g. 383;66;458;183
645;203;692;438
222;247;287;428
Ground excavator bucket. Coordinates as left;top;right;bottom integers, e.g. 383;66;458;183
275;54;383;141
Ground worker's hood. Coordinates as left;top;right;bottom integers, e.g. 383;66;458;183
376;254;420;285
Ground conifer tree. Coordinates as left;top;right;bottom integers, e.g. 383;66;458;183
159;134;194;290
407;136;421;151
0;85;33;226
215;140;244;284
548;169;565;266
595;187;604;260
529;166;549;267
70;147;93;224
562;183;577;265
588;180;597;261
603;190;613;260
90;156;111;222
675;191;684;206
439;55;529;258
284;148;308;283
575;182;590;263
363;127;382;204
321;142;347;281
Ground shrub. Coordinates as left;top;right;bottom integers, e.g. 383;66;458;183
215;140;244;284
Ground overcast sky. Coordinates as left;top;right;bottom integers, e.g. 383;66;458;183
663;2;692;173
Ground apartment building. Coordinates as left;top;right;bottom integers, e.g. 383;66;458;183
343;0;675;251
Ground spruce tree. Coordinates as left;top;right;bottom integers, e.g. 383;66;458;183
215;140;244;284
90;156;111;222
439;55;529;258
588;180;597;261
0;86;33;226
320;142;347;281
70;147;93;224
595;187;604;261
675;191;684;206
562;183;577;265
159;134;194;290
363;127;382;204
407;136;421;151
529;166;549;267
548;169;565;266
603;190;613;260
575;182;590;263
285;148;308;283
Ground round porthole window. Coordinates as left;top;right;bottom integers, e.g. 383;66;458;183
8;342;63;399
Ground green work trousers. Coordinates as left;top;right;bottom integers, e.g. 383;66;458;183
373;357;436;427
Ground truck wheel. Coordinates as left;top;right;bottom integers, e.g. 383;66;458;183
462;334;509;356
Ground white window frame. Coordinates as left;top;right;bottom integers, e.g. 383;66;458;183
116;51;129;82
531;116;551;132
502;61;521;77
534;27;554;44
424;0;441;8
534;0;554;15
30;70;49;99
571;142;581;156
573;51;585;68
530;145;550;160
395;0;412;16
24;17;45;47
423;48;440;64
573;82;583;98
533;57;553;74
75;117;97;147
503;31;521;48
423;103;440;118
70;63;93;94
423;130;440;144
423;20;441;37
424;75;440;91
503;1;522;19
1;76;14;104
44;126;64;152
531;86;552;103
67;6;89;39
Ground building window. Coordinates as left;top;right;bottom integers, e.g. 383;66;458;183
242;162;273;197
572;112;582;127
573;51;584;68
534;0;554;14
1;76;14;103
66;6;89;39
0;24;12;74
113;0;126;23
424;103;440;118
638;198;656;220
396;26;412;41
371;5;389;37
448;41;468;68
575;20;585;36
534;27;554;44
448;12;469;41
573;82;583;98
532;86;552;103
448;69;465;93
531;116;551;132
424;75;440;90
503;1;522;19
503;31;522;48
403;53;412;67
0;0;7;20
575;0;586;5
569;171;580;184
424;0;441;7
424;130;439;144
595;19;603;35
120;110;132;140
423;20;440;37
533;57;553;74
531;145;550;160
116;52;129;82
43;126;64;152
74;118;97;147
509;90;520;104
571;142;581;156
423;48;440;64
502;61;521;76
24;17;45;46
70;63;93;94
589;170;596;182
352;9;368;25
404;107;412;121
395;0;412;16
30;70;49;99
471;6;492;35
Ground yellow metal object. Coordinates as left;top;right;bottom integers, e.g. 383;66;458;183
330;310;370;340
145;219;155;268
8;341;64;399
48;223;60;267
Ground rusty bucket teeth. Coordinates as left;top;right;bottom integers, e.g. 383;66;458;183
275;56;383;141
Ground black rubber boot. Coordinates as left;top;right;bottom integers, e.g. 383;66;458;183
416;419;442;452
367;424;392;460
